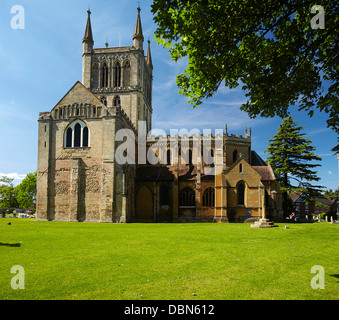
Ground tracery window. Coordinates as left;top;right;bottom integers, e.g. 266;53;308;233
179;187;195;207
113;96;121;107
101;96;107;106
64;120;89;148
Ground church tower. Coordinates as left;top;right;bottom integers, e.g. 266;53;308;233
81;7;153;132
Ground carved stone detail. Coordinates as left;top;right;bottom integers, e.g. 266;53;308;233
55;181;68;195
85;165;100;193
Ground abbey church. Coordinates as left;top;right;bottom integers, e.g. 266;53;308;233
36;8;283;223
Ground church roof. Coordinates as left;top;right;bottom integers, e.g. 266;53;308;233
252;166;277;181
136;165;221;182
251;150;267;166
52;81;104;111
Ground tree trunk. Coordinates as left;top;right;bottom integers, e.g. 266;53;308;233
282;173;288;218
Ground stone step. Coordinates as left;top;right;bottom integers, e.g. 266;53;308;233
250;218;278;228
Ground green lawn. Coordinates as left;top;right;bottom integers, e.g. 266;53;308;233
0;219;338;300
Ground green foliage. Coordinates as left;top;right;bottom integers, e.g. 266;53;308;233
265;116;323;214
16;172;37;210
151;0;339;151
0;177;18;208
323;189;338;200
0;172;37;210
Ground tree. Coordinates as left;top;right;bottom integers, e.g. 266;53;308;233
0;176;19;208
323;189;338;200
265;116;323;216
151;1;339;151
16;172;37;210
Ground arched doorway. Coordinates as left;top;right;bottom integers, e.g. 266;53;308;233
136;186;153;222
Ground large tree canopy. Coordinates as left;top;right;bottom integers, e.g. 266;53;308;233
151;0;339;151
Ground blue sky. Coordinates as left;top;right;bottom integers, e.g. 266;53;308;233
0;0;338;191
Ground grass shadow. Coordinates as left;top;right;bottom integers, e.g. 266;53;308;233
0;242;21;247
330;274;339;283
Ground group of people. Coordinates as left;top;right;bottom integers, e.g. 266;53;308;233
1;209;33;218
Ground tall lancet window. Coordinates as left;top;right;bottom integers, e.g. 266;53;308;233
123;61;131;87
64;120;90;148
83;127;89;147
101;62;108;88
74;123;81;147
237;182;245;205
114;61;121;87
66;128;72;148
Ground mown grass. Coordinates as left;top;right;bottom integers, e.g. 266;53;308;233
0;219;338;300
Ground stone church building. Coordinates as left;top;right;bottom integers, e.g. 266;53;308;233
36;8;283;223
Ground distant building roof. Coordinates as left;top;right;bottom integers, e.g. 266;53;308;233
290;193;335;207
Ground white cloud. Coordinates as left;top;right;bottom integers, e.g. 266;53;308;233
328;171;333;174
0;172;26;181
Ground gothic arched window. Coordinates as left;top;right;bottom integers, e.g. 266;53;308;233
179;187;195;207
101;96;107;106
114;62;121;87
203;187;215;207
101;62;108;88
64;120;89;148
123;61;131;87
113;96;121;107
